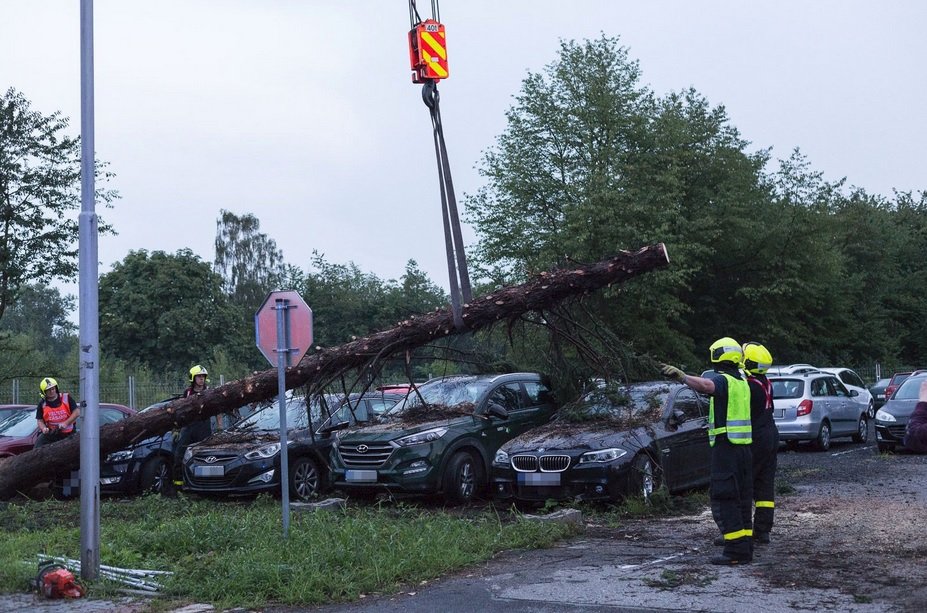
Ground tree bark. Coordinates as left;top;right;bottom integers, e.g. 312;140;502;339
0;243;669;498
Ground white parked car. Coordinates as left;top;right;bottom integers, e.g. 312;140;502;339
819;368;875;419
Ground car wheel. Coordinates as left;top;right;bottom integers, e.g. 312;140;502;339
877;443;896;454
443;451;482;505
815;421;831;451
630;453;661;502
866;400;875;420
290;457;321;501
852;416;868;443
140;456;170;495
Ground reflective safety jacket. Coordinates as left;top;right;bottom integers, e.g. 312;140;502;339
40;393;76;434
709;373;752;446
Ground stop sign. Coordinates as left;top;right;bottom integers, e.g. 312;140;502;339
254;290;313;367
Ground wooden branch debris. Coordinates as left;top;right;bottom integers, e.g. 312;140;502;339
0;243;669;498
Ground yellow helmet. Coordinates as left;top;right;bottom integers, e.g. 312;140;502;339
709;337;742;365
189;365;209;382
742;342;773;375
39;377;59;394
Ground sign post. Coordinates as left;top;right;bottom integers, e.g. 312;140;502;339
255;290;313;538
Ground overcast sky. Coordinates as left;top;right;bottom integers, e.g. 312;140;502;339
3;1;925;304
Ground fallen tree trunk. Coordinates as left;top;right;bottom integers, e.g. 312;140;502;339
0;243;669;498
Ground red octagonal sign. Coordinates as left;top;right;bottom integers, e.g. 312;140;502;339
254;290;313;367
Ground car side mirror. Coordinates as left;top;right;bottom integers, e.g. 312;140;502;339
487;403;509;420
849;389;859;397
666;409;686;428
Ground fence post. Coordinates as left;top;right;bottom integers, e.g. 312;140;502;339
12;378;19;404
128;375;136;409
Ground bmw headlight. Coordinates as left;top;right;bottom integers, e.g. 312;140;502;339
244;443;281;460
875;409;896;423
394;427;448;447
105;449;134;463
578;448;628;464
493;449;509;466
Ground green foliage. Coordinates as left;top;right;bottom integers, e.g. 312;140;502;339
98;249;252;373
0;88;117;324
0;283;75;358
0;496;575;609
213;209;285;311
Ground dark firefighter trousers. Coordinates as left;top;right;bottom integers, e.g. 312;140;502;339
752;423;779;535
173;419;213;481
710;439;753;559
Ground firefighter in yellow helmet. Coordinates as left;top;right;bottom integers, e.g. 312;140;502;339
34;377;80;448
741;342;777;544
661;337;753;565
172;365;213;486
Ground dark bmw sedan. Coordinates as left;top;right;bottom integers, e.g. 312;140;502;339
184;391;404;501
492;381;711;504
875;373;927;453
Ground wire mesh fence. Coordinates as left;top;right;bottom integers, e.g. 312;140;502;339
0;377;228;409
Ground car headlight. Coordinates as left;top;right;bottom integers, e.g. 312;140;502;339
875;409;896;423
578;448;628;464
493;449;509;465
105;449;134;463
183;447;193;463
244;443;281;460
394;427;448;447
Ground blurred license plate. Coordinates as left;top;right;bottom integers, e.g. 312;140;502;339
346;470;377;482
194;465;224;476
518;472;561;486
775;409;785;419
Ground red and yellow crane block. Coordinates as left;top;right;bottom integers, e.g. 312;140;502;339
408;18;448;83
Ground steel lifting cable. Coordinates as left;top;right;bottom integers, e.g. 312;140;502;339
408;0;471;328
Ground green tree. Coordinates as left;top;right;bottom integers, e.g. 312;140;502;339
0;282;75;357
98;249;248;373
0;87;117;323
213;209;285;310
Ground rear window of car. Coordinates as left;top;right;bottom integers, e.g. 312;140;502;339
894;375;927;400
771;379;804;399
890;373;911;386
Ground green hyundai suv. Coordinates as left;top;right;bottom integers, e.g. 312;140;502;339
329;373;557;504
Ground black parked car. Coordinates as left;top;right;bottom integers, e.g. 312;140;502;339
183;391;405;501
875;373;927;453
492;381;711;504
870;378;892;410
99;399;180;496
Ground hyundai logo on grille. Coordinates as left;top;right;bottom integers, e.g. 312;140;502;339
204;456;218;464
356;445;369;453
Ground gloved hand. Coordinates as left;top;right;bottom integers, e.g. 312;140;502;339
660;363;687;383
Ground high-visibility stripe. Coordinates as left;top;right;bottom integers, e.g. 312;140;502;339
727;419;751;427
723;529;753;540
755;500;774;508
421;31;447;59
424;59;448;78
727;431;752;440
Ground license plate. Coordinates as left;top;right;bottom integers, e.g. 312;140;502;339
517;472;561;486
194;465;224;477
346;470;377;482
774;409;785;419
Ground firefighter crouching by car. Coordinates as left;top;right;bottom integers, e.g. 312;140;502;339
661;337;754;565
742;342;777;544
34;377;80;448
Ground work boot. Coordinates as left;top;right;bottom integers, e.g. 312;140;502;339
710;553;752;566
713;536;725;546
753;531;770;544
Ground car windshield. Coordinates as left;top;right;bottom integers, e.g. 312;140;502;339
771;379;804;399
0;409;37;437
234;397;314;431
385;377;491;416
566;386;670;420
893;375;927;400
326;394;403;427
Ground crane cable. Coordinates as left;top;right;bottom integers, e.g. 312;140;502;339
408;0;471;329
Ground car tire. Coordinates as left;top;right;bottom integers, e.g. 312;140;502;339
866;400;875;420
630;453;661;502
443;451;482;505
289;457;322;501
140;456;171;495
877;442;896;454
852;416;868;443
815;421;831;451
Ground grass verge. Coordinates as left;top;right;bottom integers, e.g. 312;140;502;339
0;494;577;609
